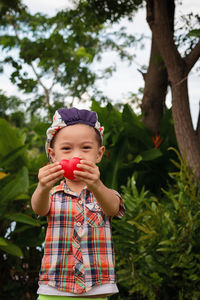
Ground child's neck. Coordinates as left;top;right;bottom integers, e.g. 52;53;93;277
65;179;86;195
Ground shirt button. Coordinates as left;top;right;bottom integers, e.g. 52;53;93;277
76;222;81;227
95;204;99;209
79;200;83;205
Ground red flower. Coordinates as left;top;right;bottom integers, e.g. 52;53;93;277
152;134;163;149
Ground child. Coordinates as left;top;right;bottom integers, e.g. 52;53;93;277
31;108;125;300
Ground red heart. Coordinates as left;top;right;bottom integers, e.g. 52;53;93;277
59;157;81;180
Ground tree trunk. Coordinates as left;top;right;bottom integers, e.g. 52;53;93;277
141;37;168;134
142;0;174;134
146;0;200;181
171;78;200;177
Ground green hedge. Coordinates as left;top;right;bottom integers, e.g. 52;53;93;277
112;150;200;300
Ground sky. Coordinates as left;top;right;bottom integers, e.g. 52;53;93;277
0;0;199;127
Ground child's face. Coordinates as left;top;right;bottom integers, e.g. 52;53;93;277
48;124;105;164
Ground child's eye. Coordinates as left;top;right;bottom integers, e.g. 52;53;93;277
83;146;91;150
62;147;71;151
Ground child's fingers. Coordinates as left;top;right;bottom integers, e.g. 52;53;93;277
74;169;99;182
39;170;64;188
38;163;64;187
39;163;62;177
40;162;61;173
77;161;97;173
79;160;95;167
47;171;64;186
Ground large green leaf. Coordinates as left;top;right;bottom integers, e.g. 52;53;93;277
0;166;29;215
0;118;24;157
0;118;27;169
0;145;27;167
0;237;8;246
0;242;23;258
122;104;152;147
138;148;163;162
4;213;41;227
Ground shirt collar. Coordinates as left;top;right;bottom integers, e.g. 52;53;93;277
51;180;88;197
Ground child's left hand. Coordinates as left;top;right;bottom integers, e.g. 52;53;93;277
74;160;101;190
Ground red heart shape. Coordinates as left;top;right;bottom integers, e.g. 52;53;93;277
59;157;81;180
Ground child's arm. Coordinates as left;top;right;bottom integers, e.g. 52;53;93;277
74;160;120;216
31;162;64;216
89;180;120;216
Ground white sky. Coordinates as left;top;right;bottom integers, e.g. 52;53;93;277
0;0;199;127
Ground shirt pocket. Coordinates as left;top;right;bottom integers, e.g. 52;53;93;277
85;202;105;227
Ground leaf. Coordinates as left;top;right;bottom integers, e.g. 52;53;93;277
128;220;152;234
0;237;8;246
4;213;41;227
156;247;175;252
134;155;142;163
168;147;183;164
0;166;29;215
0;118;24;157
170;159;181;169
0;172;8;180
122;104;151;147
188;29;200;37
133;149;162;163
141;148;162;161
0;242;23;258
0;145;27;167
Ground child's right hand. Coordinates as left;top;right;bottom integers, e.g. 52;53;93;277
38;162;64;190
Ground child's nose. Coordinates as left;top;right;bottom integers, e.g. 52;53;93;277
72;152;82;159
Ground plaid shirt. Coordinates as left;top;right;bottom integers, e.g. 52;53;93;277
39;180;125;294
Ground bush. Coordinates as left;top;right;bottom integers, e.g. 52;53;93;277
0;118;46;300
112;151;200;300
92;101;177;194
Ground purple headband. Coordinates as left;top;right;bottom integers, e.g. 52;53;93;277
45;107;104;159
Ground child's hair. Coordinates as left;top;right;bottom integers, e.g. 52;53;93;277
46;108;104;160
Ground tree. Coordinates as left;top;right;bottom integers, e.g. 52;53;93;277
78;0;200;182
0;3;137;116
145;0;200;181
0;8;101;111
0;0;22;17
0;0;199;180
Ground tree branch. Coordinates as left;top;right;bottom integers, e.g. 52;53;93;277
185;40;200;74
30;62;50;106
146;0;182;82
48;67;58;94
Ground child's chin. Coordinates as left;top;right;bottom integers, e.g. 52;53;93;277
67;177;81;182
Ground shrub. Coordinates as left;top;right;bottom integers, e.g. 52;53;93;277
112;151;200;300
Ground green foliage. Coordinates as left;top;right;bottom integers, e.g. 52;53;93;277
0;2;140;111
0;91;25;125
112;155;200;300
0;118;28;169
78;0;143;23
0;98;179;298
94;101;177;193
0;118;46;299
0;0;23;18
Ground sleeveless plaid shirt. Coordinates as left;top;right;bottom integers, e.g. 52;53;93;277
39;180;125;294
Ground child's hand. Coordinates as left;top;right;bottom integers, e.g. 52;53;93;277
74;160;101;191
74;159;120;216
38;162;64;190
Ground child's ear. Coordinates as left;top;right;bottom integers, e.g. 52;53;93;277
96;146;105;163
48;147;56;162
